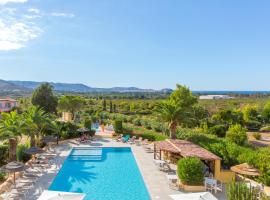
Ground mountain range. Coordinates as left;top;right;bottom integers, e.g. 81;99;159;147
0;80;172;93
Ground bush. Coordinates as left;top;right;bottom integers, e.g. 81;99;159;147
226;124;247;145
140;132;167;141
60;122;80;139
0;145;8;166
16;144;31;162
114;120;123;134
151;121;164;132
0;172;6;182
260;125;270;132
208;125;227;137
227;181;258;200
84;117;92;129
133;118;142;126
253;132;261;140
177;157;204;185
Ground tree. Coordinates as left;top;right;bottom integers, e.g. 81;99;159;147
0;111;23;161
262;101;270;123
226;124;247;145
155;85;197;139
242;105;261;130
113;104;117;112
31;83;58;113
58;96;85;118
102;99;107;111
22;106;51;147
109;100;113;113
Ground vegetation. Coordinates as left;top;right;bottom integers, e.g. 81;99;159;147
226;181;259;200
58;95;85;118
31;83;58;113
155;85;197;138
177;157;204;185
114;120;123;134
16;143;31;162
226;124;247;145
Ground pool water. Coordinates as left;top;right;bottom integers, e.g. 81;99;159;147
49;147;151;200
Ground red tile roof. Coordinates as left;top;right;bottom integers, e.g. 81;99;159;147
154;139;221;161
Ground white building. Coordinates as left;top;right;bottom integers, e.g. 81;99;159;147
199;95;234;100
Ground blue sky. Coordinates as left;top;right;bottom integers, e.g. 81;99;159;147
0;0;270;90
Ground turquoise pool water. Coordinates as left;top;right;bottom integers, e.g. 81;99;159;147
49;147;151;200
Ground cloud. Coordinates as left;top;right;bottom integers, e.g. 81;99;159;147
27;8;40;14
50;12;74;18
0;18;42;50
0;0;27;5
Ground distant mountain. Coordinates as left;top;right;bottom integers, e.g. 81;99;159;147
0;80;28;91
9;81;95;93
8;80;167;93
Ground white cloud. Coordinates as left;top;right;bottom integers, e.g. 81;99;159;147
51;12;74;18
0;0;27;5
27;8;40;14
0;19;42;50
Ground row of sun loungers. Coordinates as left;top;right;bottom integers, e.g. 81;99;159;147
1;152;57;200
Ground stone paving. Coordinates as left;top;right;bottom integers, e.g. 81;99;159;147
25;138;226;200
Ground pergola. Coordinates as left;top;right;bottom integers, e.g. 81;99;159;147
154;139;221;175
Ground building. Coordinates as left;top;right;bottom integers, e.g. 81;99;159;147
0;98;18;112
199;95;234;100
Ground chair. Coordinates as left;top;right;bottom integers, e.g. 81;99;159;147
204;178;222;194
122;135;130;143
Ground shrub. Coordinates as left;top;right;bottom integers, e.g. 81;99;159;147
141;132;167;141
226;181;258;200
84;117;92;129
16;144;31;162
226;124;247;145
0;172;6;182
151;121;163;132
0;145;8;166
177;157;204;185
60;122;80;139
260;125;270;132
253;132;261;140
114;120;123;134
133;118;142;126
208;125;227;137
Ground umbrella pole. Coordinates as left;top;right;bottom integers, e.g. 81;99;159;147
13;173;16;187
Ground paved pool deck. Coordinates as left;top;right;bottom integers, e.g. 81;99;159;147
26;138;226;200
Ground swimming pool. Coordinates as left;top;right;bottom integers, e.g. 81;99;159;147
49;147;151;200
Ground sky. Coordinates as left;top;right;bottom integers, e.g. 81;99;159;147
0;0;270;90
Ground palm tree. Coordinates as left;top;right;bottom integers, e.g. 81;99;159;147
155;100;183;139
22;106;51;147
0;111;23;161
155;85;197;139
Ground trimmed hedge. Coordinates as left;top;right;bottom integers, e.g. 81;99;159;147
177;157;204;185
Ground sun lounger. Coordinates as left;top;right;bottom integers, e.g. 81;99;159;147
115;134;123;142
122;135;130;143
135;137;143;146
129;136;136;144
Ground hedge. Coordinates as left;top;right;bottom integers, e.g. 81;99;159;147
177;157;204;185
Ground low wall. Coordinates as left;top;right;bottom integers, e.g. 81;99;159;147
181;184;206;192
